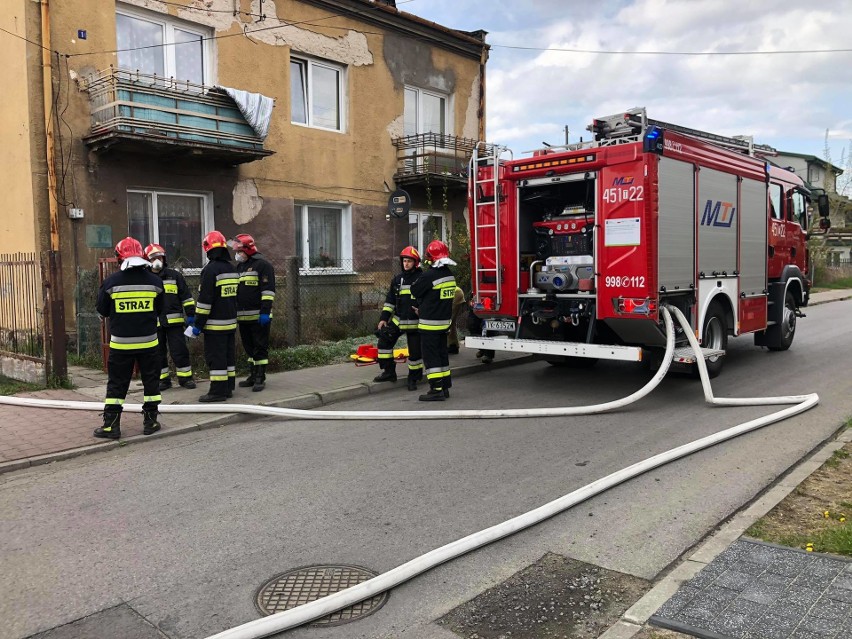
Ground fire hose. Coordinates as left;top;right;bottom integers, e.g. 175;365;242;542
0;306;819;638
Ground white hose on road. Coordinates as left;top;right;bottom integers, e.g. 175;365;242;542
0;308;679;420
200;306;818;639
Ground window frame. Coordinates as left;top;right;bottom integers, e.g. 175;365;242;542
404;85;451;136
295;202;353;274
290;55;346;133
126;188;213;273
408;210;448;256
115;3;214;85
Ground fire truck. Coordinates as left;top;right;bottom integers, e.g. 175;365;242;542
466;108;830;377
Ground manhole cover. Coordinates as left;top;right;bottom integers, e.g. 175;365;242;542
255;564;389;626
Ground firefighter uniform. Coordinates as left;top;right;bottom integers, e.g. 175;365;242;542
376;263;423;389
95;241;164;439
236;251;275;392
411;254;456;401
154;266;196;388
196;242;238;401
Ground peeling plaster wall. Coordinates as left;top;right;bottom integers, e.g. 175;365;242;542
233;180;264;224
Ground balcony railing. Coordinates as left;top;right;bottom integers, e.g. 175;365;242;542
393;133;490;187
82;68;274;164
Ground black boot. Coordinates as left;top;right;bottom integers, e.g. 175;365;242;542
419;388;445;402
179;378;197;390
443;388;450;398
373;362;397;383
252;365;266;392
159;378;172;391
142;409;161;435
238;365;256;388
198;393;227;403
407;377;418;391
94;412;121;439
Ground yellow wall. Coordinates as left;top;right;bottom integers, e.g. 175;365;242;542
0;0;39;254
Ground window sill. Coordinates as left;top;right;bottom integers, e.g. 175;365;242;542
291;121;345;134
300;268;356;276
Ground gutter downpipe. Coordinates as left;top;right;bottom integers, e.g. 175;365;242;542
40;0;67;381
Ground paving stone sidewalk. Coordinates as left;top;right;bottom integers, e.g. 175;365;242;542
650;539;852;639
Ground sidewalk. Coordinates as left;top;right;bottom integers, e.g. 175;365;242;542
0;346;534;474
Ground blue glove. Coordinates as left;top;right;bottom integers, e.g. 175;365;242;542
185;316;195;327
259;313;271;326
191;326;201;336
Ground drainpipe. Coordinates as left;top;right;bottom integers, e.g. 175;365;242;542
40;0;67;380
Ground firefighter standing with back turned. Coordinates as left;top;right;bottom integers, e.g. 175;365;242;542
144;243;197;390
94;237;164;439
231;234;276;392
411;240;457;401
192;231;239;402
374;246;424;390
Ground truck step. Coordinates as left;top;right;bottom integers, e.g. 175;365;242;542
672;346;725;364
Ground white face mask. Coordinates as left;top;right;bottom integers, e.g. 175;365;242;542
235;252;247;263
151;258;164;271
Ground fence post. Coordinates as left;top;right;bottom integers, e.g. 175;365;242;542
284;256;301;346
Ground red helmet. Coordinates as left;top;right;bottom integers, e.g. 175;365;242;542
399;245;420;266
202;230;227;252
425;240;449;262
230;233;257;256
144;243;166;260
115;237;144;260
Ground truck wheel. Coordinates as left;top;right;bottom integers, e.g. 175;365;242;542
695;302;727;379
767;291;796;352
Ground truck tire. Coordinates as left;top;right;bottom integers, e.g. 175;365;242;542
695;301;727;379
767;291;797;352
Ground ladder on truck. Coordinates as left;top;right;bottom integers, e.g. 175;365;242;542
590;107;777;157
470;143;511;308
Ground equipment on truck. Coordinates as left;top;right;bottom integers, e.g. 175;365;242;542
467;107;831;377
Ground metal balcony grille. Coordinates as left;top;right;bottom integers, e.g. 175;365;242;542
393;133;491;186
82;67;273;163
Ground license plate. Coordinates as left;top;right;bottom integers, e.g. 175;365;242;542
484;320;515;332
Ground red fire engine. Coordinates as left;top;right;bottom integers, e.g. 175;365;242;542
466;108;830;377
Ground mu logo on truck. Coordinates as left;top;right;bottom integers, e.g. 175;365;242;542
701;200;736;228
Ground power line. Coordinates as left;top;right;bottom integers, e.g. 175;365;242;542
491;44;852;56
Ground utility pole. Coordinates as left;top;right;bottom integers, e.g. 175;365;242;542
40;0;67;381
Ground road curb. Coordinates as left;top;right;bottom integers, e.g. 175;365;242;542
597;425;852;639
0;354;537;476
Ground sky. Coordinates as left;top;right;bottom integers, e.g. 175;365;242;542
398;0;852;182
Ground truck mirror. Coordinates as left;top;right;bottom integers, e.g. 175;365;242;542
819;217;831;231
817;194;830;217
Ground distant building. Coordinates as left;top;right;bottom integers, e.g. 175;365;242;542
772;151;843;194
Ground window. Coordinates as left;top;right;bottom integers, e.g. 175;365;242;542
768;183;783;220
127;190;211;269
290;57;344;131
408;211;447;255
404;87;449;135
791;191;807;228
808;164;821;185
295;203;352;272
116;5;212;85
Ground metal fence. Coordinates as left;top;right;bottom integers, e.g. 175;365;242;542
0;253;44;358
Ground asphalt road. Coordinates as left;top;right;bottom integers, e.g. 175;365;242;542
2;300;851;639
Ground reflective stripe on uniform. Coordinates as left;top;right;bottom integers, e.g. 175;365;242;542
407;358;424;371
143;394;162;403
107;284;161;294
182;298;194;307
227;366;236;378
176;367;192;377
377;348;393;360
418;319;451;331
196;302;212;315
210;369;229;381
166;312;184;324
110;334;158;350
254;358;268;365
382;303;394;313
204;319;237;331
104;398;124;405
160;367;170;379
261;291;275;301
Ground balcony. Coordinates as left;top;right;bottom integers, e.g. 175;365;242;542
82;68;274;164
393;133;487;188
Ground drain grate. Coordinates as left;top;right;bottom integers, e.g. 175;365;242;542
255;564;389;626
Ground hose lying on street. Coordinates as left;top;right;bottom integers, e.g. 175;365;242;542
0;306;819;639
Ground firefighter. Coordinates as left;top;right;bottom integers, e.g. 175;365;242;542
411;240;457;401
94;237;164;439
447;286;466;354
374;246;424;390
192;231;239;402
230;234;276;392
144;244;197;390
